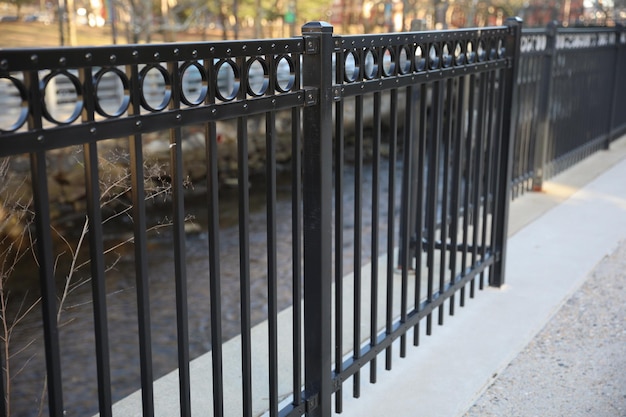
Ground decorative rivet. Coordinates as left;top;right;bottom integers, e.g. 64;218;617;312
154;52;160;60
173;48;179;56
242;45;247;50
59;57;66;66
90;127;96;134
226;48;232;55
37;135;44;142
110;54;117;63
192;50;198;58
31;54;38;63
85;52;93;61
135;120;142;127
243;103;248;109
0;59;8;70
132;50;139;58
211;108;217;115
176;113;182;120
210;47;215;53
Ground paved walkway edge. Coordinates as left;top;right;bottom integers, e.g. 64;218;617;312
338;141;626;417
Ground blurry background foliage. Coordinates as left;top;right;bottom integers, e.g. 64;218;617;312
0;0;624;47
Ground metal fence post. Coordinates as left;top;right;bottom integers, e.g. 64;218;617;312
491;17;523;287
301;21;334;417
531;21;557;192
607;23;624;147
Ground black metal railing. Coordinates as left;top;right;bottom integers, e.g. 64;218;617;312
3;17;623;417
511;24;626;196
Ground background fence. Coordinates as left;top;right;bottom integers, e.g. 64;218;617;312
511;23;626;197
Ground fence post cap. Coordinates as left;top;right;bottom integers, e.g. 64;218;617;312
505;16;523;26
302;21;334;33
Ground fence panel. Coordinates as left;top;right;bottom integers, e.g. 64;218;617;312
1;39;308;417
515;25;625;192
324;19;521;411
0;18;520;417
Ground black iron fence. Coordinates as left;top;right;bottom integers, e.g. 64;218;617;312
511;23;626;197
0;17;621;417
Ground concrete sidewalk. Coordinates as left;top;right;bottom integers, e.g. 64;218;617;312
339;136;626;417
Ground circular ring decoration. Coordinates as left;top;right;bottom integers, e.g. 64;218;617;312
139;64;172;112
344;51;360;83
497;39;506;58
215;59;240;102
466;40;476;64
381;47;395;77
428;44;440;70
275;55;296;93
454;41;465;66
40;70;84;125
93;67;130;118
477;40;487;62
0;75;29;133
180;60;208;106
489;39;498;60
415;45;426;71
246;57;269;97
364;48;378;80
398;46;412;75
442;42;453;68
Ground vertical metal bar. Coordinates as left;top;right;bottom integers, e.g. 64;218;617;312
491;17;523;287
127;62;154;417
291;104;302;408
398;84;414;355
471;71;487;293
31;151;65;417
369;90;381;384
237;112;253;417
384;88;398;370
352;94;363;398
438;78;453;326
480;69;497;288
400;85;420;358
489;67;508;285
24;68;64;417
301;21;334;417
206;118;224;417
448;75;467;316
166;60;192;417
266;109;279;417
426;76;444;335
334;46;345;415
531;23;557;192
413;83;428;346
460;72;477;307
204;48;224;417
80;65;113;417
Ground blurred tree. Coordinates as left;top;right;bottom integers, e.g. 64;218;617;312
1;0;37;17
